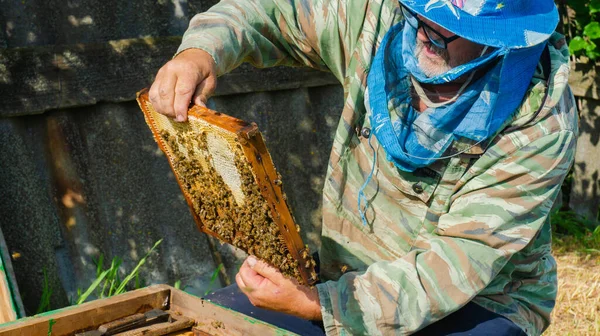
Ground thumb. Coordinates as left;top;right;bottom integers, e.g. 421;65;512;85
247;256;283;284
193;75;217;108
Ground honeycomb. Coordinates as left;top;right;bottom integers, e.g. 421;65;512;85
137;90;317;285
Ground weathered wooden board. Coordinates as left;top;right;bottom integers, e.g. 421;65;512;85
566;59;600;223
0;261;15;324
569;95;600;222
0;286;170;335
0;37;338;117
0;285;297;336
169;287;298;336
0;228;24;324
569;60;599;101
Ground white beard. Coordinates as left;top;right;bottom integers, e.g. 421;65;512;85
414;39;452;77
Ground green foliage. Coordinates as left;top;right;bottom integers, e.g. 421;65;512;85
566;1;600;60
204;263;224;296
47;319;56;336
112;239;162;296
552;210;600;254
75;239;163;305
36;269;52;314
584;21;600;39
591;0;600;14
75;270;110;305
37;240;163;312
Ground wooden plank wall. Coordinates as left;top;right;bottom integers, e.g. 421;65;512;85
0;36;340;312
0;37;338;117
568;59;600;222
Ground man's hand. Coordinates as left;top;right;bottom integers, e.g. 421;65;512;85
149;48;217;122
236;256;322;321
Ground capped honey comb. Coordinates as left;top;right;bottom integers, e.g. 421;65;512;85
136;89;317;286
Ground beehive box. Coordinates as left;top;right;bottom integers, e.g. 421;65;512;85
0;228;24;324
0;285;298;335
136;89;317;286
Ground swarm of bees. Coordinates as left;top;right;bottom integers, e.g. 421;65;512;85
159;129;316;284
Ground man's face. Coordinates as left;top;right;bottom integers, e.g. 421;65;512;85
414;16;486;78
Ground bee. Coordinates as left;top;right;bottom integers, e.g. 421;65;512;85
301;250;309;260
263;247;275;259
278;245;288;255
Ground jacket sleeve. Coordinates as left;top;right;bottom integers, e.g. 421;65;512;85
316;129;576;335
177;0;380;81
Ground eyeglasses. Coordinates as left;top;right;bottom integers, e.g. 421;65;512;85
401;5;460;49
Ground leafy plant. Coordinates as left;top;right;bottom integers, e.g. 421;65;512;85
36;269;52;314
75;239;163;304
564;1;600;59
204;263;224;296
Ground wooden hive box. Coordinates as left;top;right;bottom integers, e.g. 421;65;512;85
0;285;298;335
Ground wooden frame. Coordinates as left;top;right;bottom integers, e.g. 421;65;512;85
136;89;316;286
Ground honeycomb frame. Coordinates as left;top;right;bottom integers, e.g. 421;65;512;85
136;89;317;286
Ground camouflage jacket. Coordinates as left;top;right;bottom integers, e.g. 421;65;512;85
178;0;578;335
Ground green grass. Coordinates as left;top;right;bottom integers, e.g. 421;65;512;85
37;238;228;316
46;319;56;336
36;240;164;314
36;269;52;314
552;210;600;255
204;263;224;296
75;239;163;304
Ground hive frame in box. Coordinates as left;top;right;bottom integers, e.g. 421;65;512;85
136;89;317;286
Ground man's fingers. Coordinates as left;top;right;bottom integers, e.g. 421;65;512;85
247;256;284;285
173;77;197;122
237;273;265;307
148;69;164;108
148;48;216;119
235;273;248;291
193;75;217;107
156;74;177;118
239;259;266;287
